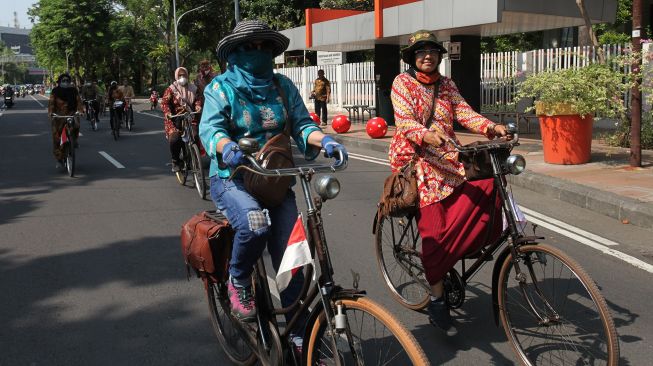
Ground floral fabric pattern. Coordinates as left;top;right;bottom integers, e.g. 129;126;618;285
389;73;497;207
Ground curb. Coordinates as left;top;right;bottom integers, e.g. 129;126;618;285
332;134;653;230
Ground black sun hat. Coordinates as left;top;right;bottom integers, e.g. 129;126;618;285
401;30;447;65
216;20;290;61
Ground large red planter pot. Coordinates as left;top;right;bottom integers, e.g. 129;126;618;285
538;114;593;164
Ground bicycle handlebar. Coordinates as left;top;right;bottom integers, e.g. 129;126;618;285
447;133;519;152
168;111;201;119
229;148;347;179
51;112;80;118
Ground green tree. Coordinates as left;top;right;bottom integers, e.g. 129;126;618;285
28;0;112;82
319;0;372;11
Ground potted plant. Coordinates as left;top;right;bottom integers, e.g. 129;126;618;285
516;63;627;164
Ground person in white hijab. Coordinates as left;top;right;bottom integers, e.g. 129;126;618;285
161;67;202;172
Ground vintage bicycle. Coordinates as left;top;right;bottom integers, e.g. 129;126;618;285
169;111;206;200
51;112;79;177
83;99;98;131
110;99;124;141
123;97;134;131
203;138;429;365
373;126;619;365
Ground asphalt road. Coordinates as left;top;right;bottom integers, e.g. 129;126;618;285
1;95;651;365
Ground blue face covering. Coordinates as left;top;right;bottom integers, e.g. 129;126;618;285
225;50;275;102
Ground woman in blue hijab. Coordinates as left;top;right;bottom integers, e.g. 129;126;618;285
199;19;347;351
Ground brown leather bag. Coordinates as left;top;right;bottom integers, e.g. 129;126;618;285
379;162;419;217
243;77;294;207
180;211;233;283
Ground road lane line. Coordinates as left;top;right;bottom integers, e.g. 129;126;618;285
98;151;125;168
524;215;653;274
347;152;653;273
30;95;45;107
138;111;162;119
520;206;620;246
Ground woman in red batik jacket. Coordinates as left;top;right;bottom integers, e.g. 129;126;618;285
389;30;509;336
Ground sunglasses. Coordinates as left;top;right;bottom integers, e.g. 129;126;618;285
414;49;440;58
239;40;274;53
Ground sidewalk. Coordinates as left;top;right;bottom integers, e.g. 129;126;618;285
324;121;653;231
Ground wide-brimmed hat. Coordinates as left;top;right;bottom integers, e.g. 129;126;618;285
401;30;447;65
216;20;290;61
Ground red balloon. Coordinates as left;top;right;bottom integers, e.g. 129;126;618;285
309;112;320;124
366;117;388;138
331;114;351;133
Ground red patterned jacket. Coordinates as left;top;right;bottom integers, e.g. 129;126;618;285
389;73;497;207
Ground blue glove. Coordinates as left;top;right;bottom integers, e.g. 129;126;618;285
321;136;348;166
222;141;246;168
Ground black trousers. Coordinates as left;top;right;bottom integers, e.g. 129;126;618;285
314;100;327;123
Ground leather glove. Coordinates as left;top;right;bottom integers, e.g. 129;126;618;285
222;141;246;168
321;136;348;166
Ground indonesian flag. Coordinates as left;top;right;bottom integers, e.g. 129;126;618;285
60;127;68;146
276;214;313;292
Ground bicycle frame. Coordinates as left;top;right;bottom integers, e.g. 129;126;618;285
227;144;351;362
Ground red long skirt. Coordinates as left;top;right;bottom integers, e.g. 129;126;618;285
417;178;502;285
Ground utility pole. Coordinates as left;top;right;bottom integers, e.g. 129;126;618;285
234;0;240;22
631;0;642;167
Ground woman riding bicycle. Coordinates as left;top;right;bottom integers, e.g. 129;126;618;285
390;30;510;336
48;73;84;168
162;67;202;172
199;19;347;352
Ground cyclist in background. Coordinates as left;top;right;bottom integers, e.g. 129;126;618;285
108;81;125;129
120;79;136;126
81;79;100;122
48;73;84;168
161;67;202;172
194;59;217;107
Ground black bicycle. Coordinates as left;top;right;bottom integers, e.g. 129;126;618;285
169;111;206;199
84;99;98;131
51;113;79;177
202;139;429;366
373;126;619;366
110;100;124;140
123;97;134;131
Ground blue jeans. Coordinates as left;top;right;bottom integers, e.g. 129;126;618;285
210;176;307;333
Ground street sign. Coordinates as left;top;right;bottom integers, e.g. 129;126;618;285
448;42;461;61
317;51;345;66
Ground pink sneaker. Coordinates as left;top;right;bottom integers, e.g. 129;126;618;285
227;280;257;322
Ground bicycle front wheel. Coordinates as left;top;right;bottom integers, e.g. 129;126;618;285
498;244;619;366
190;143;206;199
375;213;430;310
175;146;188;185
306;296;429;366
66;129;75;177
205;281;256;366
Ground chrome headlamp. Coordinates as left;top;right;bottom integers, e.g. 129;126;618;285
505;155;526;175
315;175;341;201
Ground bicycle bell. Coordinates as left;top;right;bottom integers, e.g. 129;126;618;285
315;175;341;200
238;137;260;155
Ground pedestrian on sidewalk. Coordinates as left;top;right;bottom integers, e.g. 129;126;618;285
390;30;510;336
312;69;331;126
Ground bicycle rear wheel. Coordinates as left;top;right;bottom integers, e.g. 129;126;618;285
498;244;619;366
305;296;429;366
374;213;430;310
205;281;256;366
190;143;206;199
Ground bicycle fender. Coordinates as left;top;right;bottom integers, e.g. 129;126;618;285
491;246;513;327
372;210;379;235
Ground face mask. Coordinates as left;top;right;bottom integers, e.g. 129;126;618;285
177;77;188;86
60;82;71;88
85;82;91;86
232;50;273;74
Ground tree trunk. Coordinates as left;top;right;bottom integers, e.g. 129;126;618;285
576;0;605;63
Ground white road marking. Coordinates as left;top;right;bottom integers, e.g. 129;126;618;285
98;151;125;168
138;110;162;119
30;95;45;107
519;206;620;246
347;152;653;273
